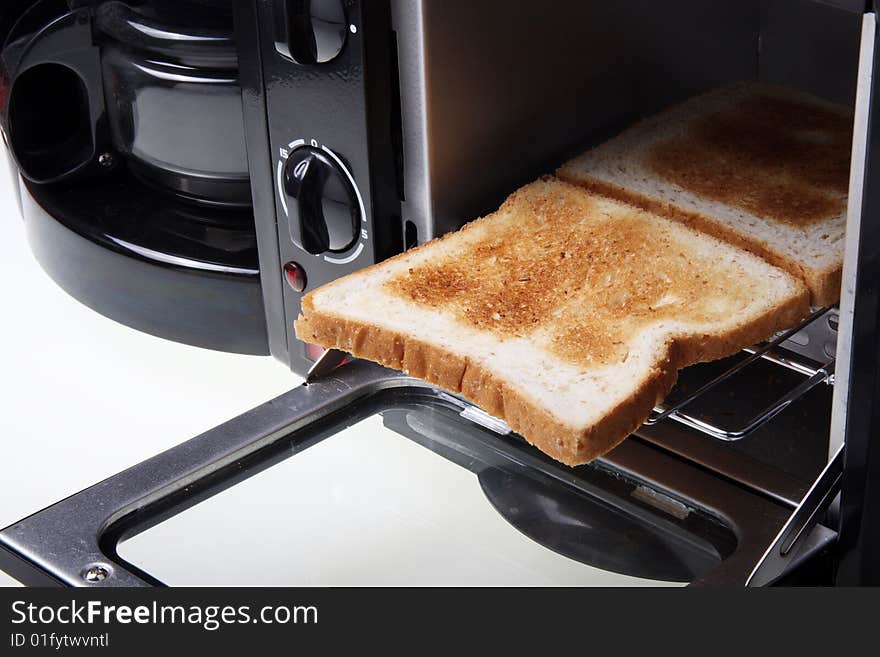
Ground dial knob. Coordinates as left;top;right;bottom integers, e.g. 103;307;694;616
285;0;348;65
283;146;360;255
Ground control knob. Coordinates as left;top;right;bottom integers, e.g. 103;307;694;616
283;146;360;255
283;0;348;65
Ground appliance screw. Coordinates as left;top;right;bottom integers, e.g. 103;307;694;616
98;153;115;168
82;565;110;582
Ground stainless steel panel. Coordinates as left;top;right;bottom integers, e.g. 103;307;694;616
830;13;876;458
395;0;760;239
390;0;431;246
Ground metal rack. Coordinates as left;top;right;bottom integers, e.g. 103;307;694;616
439;306;838;445
645;306;837;441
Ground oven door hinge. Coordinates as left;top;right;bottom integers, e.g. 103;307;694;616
747;444;843;586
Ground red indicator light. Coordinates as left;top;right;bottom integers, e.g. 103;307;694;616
303;343;350;367
283;261;307;292
305;343;325;362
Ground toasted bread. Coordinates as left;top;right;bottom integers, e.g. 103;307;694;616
558;82;853;306
295;179;809;465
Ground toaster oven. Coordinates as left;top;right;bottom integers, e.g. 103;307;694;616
0;0;877;586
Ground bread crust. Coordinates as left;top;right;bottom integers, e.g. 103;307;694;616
557;172;841;307
295;280;808;466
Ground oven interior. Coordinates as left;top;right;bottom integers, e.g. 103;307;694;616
394;0;861;502
403;0;861;239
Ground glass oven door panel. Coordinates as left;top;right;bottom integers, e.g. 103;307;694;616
0;361;791;587
117;414;686;586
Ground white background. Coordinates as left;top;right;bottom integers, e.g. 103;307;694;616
0;147;298;586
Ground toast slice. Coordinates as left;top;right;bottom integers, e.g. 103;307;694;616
295;179;809;465
558;82;853;306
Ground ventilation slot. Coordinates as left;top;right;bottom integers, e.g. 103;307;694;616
404;219;418;251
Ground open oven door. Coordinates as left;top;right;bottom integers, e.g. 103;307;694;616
0;359;835;588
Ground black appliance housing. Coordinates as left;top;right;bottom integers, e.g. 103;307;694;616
0;0;878;586
0;0;268;354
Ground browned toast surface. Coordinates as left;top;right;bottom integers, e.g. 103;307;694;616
559;83;853;306
645;93;851;228
385;182;779;369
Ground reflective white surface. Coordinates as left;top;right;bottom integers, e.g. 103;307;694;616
0;150;296;586
118;415;680;586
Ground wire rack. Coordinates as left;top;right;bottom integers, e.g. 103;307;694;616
645;306;837;441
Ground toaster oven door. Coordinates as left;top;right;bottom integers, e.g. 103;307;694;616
0;359;833;588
